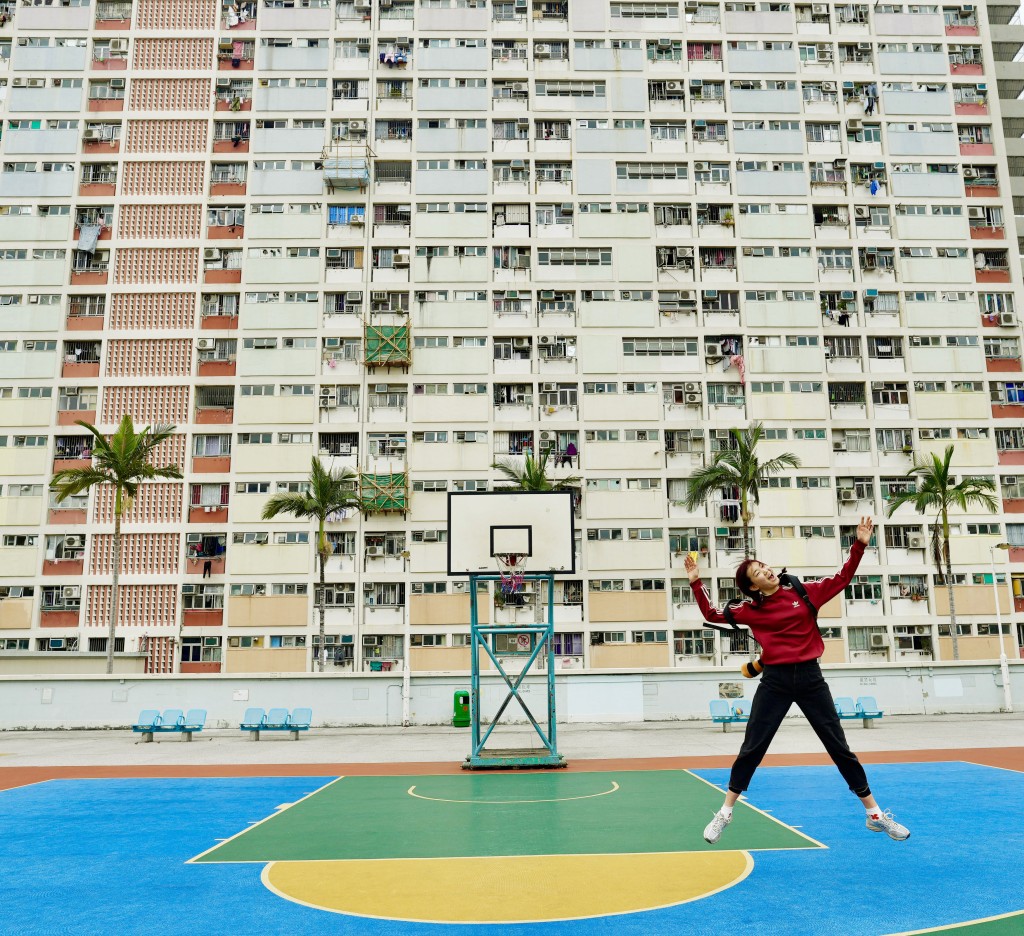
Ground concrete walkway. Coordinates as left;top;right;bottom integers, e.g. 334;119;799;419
1;712;1020;768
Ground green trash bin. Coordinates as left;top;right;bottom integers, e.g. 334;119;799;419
452;690;470;727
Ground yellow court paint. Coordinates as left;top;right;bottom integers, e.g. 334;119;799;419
264;850;753;924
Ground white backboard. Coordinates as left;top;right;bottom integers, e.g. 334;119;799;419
447;491;576;576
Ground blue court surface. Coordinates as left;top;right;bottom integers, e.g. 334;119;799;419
0;762;1020;936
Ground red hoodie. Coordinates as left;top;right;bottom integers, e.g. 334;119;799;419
690;540;866;665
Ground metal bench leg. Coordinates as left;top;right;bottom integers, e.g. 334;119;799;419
290;730;299;740
863;718;874;729
722;722;729;733
141;731;153;743
181;731;193;742
249;730;260;741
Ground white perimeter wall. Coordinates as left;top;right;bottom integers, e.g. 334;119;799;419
0;663;1019;729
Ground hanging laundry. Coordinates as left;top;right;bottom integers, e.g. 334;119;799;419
869;178;879;196
730;354;746;384
77;224;102;254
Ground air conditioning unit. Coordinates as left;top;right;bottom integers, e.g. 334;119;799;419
345;291;363;302
854;206;870;220
685;393;702;404
665;81;683;92
203;248;222;261
319;392;334;406
870;633;888;649
348;119;366;133
83;130;103;142
538;335;553;345
348;214;364;226
848;119;863;131
833;440;847;452
64;536;83;548
840;489;857;502
539;430;553;441
542;382;557;392
535;43;551;56
11;78;27;88
964;168;979;179
857;42;872;51
110;39;129;52
822;81;837;92
967;206;985;220
196;338;215;350
109;79;125;89
62;586;81;599
371;291;389;303
217;78;232;88
510;159;525;169
186;533;202;544
915;625;930;636
560;202;574;214
422;530;440;542
393;256;409;267
323;337;342;349
513;337;530;349
391;440;407;452
681;382;699;393
63;387;81;397
694;162;709;172
812;3;827;12
999;312;1017;326
907;535;926;550
919;429;936;439
366;545;384;557
363;581;375;591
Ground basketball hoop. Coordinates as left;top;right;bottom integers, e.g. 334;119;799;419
495;552;525;597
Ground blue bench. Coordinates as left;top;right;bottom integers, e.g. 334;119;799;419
835;696;883;728
131;708;206;742
240;706;312;741
710;699;749;732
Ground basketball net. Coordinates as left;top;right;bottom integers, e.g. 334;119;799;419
495;552;525;597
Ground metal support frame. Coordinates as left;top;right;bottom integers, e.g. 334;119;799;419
464;572;565;769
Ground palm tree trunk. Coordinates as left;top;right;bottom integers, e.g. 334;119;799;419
318;548;326;673
945;547;959;662
107;491;122;675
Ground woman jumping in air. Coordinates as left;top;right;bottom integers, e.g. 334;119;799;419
685;516;910;844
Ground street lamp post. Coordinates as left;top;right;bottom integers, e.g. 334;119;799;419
988;543;1013;713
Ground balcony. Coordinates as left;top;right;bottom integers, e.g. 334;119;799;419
40;610;80;628
57;407;97;427
192;456;231;473
200;312;239;331
189;505;228;524
48;507;87;525
43;558;84;577
195;405;234;425
61;359;101;379
182;609;224;629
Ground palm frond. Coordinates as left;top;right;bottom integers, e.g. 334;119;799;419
261;492;318;521
50;467;112;500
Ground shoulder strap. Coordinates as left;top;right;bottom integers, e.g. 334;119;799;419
780;573;817;620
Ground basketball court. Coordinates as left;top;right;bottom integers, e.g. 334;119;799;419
0;739;1021;935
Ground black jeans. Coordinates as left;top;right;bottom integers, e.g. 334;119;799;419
728;660;870;798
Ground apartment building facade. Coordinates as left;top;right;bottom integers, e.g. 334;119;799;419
0;0;1023;674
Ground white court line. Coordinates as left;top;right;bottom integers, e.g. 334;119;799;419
187;776;345;864
407;781;619;804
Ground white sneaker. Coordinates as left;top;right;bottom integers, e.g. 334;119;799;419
866;810;910;841
703;810;732;844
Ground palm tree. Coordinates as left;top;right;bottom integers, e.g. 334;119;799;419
261;457;361;672
885;445;998;661
682;422;801;559
50;416;182;674
491;447;579;492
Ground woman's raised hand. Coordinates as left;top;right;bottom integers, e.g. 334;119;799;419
856;516;874;545
683;552;701;583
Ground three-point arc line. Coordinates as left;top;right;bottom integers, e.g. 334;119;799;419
406;781;620;804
